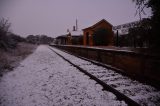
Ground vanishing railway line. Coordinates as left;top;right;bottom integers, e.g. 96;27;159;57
49;46;160;106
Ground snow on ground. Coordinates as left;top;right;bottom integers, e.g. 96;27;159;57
0;45;127;106
49;46;160;105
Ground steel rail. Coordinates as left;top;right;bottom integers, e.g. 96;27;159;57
49;46;140;106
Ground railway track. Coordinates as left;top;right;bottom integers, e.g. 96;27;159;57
49;46;160;106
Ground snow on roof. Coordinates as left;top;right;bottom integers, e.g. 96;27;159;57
56;35;67;39
70;30;83;36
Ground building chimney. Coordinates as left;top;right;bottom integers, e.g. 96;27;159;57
73;26;76;31
67;29;69;33
76;19;78;31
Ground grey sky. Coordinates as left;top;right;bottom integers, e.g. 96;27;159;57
0;0;151;37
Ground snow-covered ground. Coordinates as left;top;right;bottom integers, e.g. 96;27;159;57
49;46;160;106
0;45;126;106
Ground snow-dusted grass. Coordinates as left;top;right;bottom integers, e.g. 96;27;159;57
0;42;37;75
0;45;126;106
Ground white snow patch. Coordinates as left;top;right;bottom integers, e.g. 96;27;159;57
49;46;160;106
0;45;127;106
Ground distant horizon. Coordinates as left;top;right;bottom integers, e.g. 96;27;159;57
0;0;151;38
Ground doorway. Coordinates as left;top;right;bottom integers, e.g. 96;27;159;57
86;32;89;45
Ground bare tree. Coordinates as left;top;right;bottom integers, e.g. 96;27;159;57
0;18;11;50
0;18;11;34
133;0;160;51
132;0;149;20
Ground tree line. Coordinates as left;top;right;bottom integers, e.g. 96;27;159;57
0;18;25;51
0;18;54;51
115;0;160;52
132;0;160;51
26;35;54;45
116;18;151;48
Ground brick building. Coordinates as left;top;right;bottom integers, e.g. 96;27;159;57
83;19;114;46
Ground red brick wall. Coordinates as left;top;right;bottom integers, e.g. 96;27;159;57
83;21;114;46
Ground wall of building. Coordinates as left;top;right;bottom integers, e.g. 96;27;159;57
83;21;114;46
83;29;93;46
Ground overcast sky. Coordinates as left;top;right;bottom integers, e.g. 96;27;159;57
0;0;151;37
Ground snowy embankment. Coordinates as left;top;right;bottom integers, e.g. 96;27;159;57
49;46;160;106
0;42;37;76
0;45;126;106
